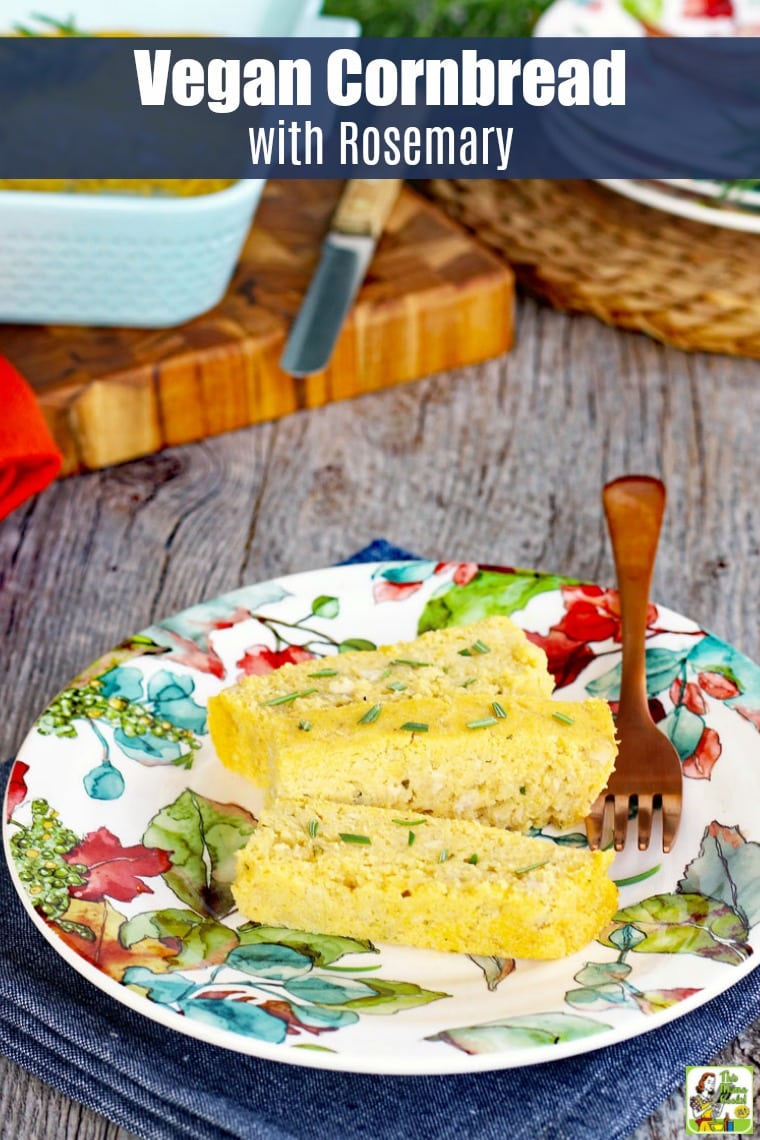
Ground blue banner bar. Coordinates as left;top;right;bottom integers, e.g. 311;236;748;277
0;37;758;178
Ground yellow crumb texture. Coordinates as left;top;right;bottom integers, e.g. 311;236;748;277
233;798;619;959
208;612;616;828
208;616;553;786
266;692;616;830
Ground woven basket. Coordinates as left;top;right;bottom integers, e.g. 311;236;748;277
424;179;760;359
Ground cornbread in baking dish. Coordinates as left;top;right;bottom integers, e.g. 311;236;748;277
208;616;553;786
0;180;235;197
233;798;618;959
255;692;615;831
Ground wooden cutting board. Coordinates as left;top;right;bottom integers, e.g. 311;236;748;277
0;180;514;475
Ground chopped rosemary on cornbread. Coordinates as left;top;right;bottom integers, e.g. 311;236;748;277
552;711;575;725
208;617;617;833
262;688;317;706
459;639;491;657
513;860;550;875
233;798;619;960
466;717;498;729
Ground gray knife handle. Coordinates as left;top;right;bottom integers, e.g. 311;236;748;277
332;179;403;238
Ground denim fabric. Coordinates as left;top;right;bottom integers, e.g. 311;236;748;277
1;540;758;1140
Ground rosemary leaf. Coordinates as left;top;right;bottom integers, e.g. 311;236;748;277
513;860;550;875
262;688;317;706
552;711;575;725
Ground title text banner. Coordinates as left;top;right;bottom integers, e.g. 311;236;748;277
0;37;757;178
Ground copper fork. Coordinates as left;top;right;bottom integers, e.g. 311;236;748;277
586;476;683;854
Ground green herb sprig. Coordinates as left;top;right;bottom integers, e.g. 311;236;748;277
13;12;83;36
262;688;317;706
459;639;491;657
552;711;575;725
513;860;550;875
324;0;552;39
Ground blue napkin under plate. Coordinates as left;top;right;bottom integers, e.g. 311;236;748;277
1;540;758;1140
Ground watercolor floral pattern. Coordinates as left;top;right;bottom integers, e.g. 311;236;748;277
5;560;760;1073
7;782;445;1047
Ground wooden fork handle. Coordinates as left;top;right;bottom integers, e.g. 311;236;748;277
603;476;666;718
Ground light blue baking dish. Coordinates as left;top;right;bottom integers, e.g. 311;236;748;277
0;2;359;327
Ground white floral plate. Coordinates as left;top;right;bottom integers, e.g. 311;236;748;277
4;561;760;1075
598;179;760;233
662;180;760;210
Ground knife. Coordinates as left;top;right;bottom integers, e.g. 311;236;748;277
280;179;402;377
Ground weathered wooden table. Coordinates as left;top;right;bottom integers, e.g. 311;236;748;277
1;296;758;1138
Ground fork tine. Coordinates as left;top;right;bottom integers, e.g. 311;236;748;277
613;794;630;852
636;794;654;851
585;796;607;851
661;793;681;854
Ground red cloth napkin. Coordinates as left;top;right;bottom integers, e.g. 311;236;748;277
0;355;62;520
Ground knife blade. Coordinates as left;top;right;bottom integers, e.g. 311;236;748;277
280;179;402;377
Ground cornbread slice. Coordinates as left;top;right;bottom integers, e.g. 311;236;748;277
209;616;552;786
262;693;615;831
233;798;618;959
